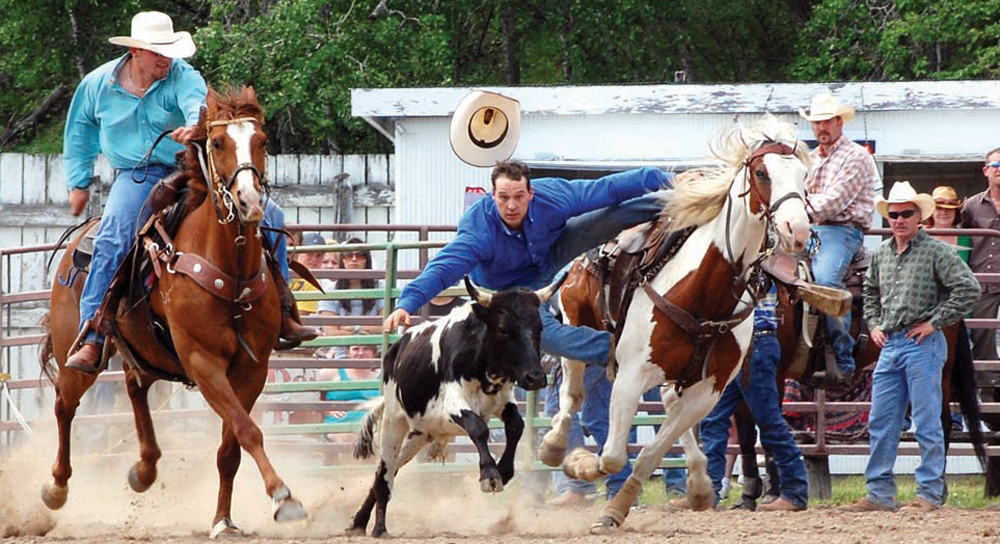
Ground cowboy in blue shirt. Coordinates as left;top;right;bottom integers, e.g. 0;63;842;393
384;160;673;366
64;11;315;373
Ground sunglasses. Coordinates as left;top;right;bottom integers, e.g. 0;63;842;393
987;162;1000;168
342;252;367;260
887;210;917;220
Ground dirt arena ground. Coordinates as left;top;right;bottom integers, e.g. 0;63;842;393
3;429;1000;544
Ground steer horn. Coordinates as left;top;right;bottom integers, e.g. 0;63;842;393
464;276;492;307
535;270;569;305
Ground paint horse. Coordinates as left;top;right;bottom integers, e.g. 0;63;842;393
39;86;307;538
539;114;812;532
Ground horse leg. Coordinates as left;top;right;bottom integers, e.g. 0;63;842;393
564;360;656;481
209;426;242;539
187;358;306;525
539;358;586;466
42;370;97;510
122;370;162;493
589;384;714;533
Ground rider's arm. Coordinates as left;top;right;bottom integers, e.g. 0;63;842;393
394;231;487;315
62;74;102;192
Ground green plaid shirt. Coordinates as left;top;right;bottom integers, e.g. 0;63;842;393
863;229;980;333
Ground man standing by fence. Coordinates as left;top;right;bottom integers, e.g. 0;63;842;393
845;182;979;513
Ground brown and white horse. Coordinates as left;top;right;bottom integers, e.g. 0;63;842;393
39;86;306;537
543;114;812;532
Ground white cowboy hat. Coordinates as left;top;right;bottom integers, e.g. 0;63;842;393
799;93;855;123
449;90;521;167
109;11;196;59
875;181;936;220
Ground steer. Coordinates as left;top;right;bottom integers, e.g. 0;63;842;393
348;275;564;537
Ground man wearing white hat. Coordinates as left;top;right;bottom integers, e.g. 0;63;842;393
843;181;979;513
799;93;882;386
64;12;314;372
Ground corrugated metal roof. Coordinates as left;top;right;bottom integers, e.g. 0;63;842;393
352;81;1000;119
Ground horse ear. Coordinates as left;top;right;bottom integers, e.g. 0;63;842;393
197;105;207;126
245;85;257;103
206;88;220;114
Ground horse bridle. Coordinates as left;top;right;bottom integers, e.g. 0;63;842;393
193;116;270;226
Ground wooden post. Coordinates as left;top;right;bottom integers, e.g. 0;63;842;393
805;455;832;499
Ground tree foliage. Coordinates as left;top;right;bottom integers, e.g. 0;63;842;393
2;0;1000;154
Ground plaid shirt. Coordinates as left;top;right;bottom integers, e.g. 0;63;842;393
863;229;980;333
805;135;880;228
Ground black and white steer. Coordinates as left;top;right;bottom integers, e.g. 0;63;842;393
348;276;563;537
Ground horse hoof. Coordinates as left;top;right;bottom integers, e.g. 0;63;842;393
480;477;504;493
209;518;242;539
274;498;308;523
538;439;567;467
563;448;603;481
588;516;619;535
688;491;715;512
127;464;154;493
41;481;68;510
344;526;366;537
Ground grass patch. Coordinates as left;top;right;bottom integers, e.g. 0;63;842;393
632;473;1000;509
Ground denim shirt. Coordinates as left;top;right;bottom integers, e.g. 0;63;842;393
395;167;670;314
63;54;207;190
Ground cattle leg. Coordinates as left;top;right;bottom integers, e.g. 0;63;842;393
453;409;504;492
122;369;162;494
497;402;524;484
350;411;412;537
540;359;586;467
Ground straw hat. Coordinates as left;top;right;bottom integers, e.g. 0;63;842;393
449;90;521;167
799;93;855;123
109;11;196;59
931;186;964;209
875;181;936;220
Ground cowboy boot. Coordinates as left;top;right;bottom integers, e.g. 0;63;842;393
274;271;319;349
65;319;105;374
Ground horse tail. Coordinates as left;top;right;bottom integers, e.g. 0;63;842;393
38;312;59;385
953;321;987;469
353;397;385;460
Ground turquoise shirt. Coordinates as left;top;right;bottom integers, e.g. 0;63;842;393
62;54;207;190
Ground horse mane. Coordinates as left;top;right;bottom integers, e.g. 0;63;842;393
179;85;265;212
661;113;811;233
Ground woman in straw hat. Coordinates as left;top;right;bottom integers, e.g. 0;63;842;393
926;186;970;262
64;12;315;373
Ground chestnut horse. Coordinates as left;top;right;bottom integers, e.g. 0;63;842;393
39;86;307;537
542;114;812;532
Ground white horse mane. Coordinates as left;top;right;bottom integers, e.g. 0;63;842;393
661;113;811;232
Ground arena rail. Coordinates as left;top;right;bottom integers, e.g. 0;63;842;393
3;226;1000;485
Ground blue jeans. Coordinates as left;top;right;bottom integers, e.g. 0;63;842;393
79;167;290;341
810;224;863;374
700;334;808;509
537;190;673;364
865;330;947;508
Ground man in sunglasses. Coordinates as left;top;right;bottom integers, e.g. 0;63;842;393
798;93;882;387
844;181;978;513
960;148;1000;374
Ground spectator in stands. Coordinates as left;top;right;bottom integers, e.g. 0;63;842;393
318;237;385;336
318;344;382;443
322;237;341;270
927;186;970;262
844;182;979;513
289;231;328;316
961;148;1000;364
